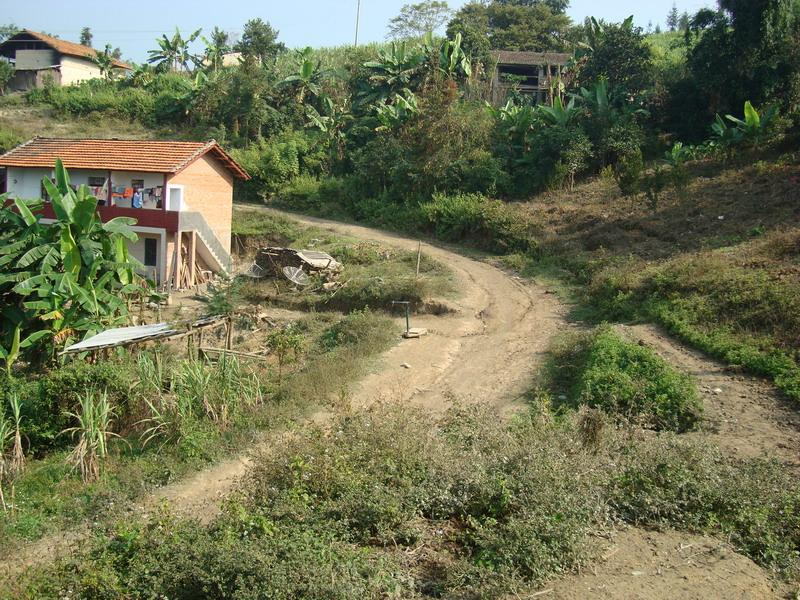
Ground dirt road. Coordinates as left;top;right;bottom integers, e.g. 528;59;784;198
153;208;566;519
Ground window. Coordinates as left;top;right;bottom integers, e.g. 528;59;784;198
144;238;158;267
88;176;106;187
40;178;53;201
550;65;558;76
131;179;145;190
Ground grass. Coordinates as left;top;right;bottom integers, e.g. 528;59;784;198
544;325;702;432
10;403;800;598
0;100;158;143
587;238;800;402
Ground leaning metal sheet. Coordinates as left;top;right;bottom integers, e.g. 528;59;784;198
63;323;177;353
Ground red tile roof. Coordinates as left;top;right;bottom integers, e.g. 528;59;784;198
0;138;250;180
4;30;131;70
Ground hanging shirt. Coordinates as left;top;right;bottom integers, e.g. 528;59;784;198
132;190;143;209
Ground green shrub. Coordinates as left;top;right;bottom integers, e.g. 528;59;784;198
0;362;134;455
609;435;800;574
614;148;644;196
421;192;538;255
546;325;701;431
588;252;800;402
319;308;387;350
274;174;322;210
12;405;800;596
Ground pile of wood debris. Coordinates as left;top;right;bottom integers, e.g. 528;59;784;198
254;247;343;284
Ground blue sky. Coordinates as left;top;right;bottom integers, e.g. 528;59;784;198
5;0;713;63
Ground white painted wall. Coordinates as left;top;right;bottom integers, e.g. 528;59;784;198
5;167;50;199
15;49;57;70
128;232;162;280
59;55;102;85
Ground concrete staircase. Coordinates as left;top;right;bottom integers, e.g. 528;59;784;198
179;211;232;275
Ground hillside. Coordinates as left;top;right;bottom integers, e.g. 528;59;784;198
2;3;800;594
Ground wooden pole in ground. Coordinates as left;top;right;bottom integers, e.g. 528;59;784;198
187;323;194;359
415;241;422;279
226;317;233;350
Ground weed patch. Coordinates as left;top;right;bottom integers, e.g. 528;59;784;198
545;325;702;431
12;404;800;597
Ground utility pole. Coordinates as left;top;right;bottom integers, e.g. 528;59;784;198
354;0;362;46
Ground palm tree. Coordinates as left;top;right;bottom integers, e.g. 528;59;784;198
148;28;202;72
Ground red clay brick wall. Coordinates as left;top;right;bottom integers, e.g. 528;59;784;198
169;154;234;254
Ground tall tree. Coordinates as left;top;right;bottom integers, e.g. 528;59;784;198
447;1;572;60
79;27;93;47
234;18;285;65
667;3;679;31
202;26;231;71
0;24;19;44
664;0;799;140
494;0;569;13
387;1;452;39
577;18;654;96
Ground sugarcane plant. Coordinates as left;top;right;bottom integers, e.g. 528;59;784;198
0;160;149;370
63;389;119;483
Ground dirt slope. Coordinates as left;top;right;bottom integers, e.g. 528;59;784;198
618;323;800;469
545;527;786;600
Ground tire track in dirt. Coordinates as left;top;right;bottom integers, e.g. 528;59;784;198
617;323;800;469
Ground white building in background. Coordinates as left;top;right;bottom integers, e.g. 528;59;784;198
0;30;131;91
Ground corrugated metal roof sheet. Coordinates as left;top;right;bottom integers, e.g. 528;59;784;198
63;323;177;353
0;138;250;179
494;51;572;66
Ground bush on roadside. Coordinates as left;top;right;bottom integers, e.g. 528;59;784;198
16;404;800;597
545;325;701;431
421;192;538;255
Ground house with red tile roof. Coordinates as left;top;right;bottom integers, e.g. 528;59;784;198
0;138;250;288
0;30;131;91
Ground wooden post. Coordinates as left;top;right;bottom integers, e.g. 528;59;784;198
173;230;182;290
198;329;205;360
415;241;422;279
226;317;233;350
188;231;197;288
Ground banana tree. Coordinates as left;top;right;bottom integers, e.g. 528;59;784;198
374;88;419;131
279;47;334;104
538;96;582;128
93;45;116;80
422;32;471;80
724;101;779;150
0;160;149;368
361;41;426;106
305;96;352;161
148;27;202;72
